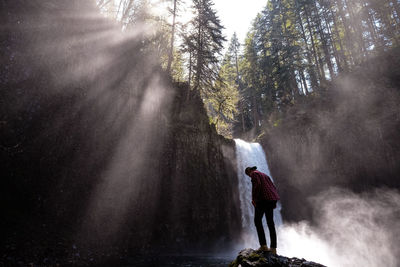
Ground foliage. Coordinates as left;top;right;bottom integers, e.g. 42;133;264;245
205;38;239;137
235;0;400;135
95;0;400;136
185;0;226;93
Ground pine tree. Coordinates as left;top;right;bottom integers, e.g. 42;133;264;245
240;29;263;132
205;58;239;137
227;33;245;132
187;0;226;95
166;0;182;73
204;34;240;137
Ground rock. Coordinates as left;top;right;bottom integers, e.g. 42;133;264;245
230;248;326;267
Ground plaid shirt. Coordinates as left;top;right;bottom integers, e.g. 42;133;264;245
250;170;280;202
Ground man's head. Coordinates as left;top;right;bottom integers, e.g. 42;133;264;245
245;166;257;176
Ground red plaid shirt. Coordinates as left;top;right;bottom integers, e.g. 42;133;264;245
250;170;280;202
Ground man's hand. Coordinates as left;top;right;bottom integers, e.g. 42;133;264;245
252;200;256;207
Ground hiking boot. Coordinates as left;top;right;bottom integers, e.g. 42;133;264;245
269;248;277;255
258;245;269;252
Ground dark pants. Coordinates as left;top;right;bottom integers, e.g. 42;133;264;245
254;200;277;248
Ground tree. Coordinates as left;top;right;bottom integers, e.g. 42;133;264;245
95;0;400;135
187;0;226;94
240;29;263;132
203;34;240;137
166;0;182;73
227;33;246;132
205;60;239;137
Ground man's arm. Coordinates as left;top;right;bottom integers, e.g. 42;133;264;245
251;184;256;207
251;173;261;206
266;174;277;190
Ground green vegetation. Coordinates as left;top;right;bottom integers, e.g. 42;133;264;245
204;34;240;138
235;0;400;135
228;259;239;267
96;0;400;137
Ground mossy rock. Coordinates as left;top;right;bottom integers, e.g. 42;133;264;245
229;259;239;267
231;248;326;267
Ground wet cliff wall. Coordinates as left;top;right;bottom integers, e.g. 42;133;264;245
0;0;241;261
154;83;241;251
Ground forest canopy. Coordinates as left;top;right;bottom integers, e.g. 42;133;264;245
96;0;400;137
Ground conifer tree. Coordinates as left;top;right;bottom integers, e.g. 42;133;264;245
204;33;240;137
166;0;182;73
187;0;226;94
227;33;246;132
96;0;400;135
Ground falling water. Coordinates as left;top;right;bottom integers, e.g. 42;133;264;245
234;139;283;248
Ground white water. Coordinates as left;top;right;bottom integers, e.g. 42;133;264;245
234;139;283;248
234;139;400;267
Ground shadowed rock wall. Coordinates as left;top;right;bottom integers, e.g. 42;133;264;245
0;0;241;263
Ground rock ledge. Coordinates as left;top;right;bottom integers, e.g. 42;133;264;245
230;248;326;267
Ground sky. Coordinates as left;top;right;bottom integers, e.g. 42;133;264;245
151;0;268;49
213;0;268;44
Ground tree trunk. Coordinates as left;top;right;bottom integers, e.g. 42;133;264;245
361;0;380;50
328;1;348;71
166;0;177;73
389;0;400;43
121;0;134;26
296;4;318;89
234;51;240;86
239;99;245;132
336;0;356;65
344;0;367;60
195;16;202;91
322;8;342;72
252;95;259;132
282;9;299;98
311;1;334;79
391;0;400;23
296;49;309;94
187;51;192;101
304;5;325;83
376;1;397;46
300;69;308;95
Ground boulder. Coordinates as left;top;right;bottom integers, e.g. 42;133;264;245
230;248;326;267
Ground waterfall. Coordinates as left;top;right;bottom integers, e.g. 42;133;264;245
234;139;283;247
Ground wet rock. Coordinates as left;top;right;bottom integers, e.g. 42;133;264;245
230;248;326;267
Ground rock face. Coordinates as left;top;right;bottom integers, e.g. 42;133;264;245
156;84;242;251
1;0;242;261
230;249;326;267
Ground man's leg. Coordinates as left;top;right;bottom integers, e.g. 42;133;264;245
265;202;277;248
254;204;267;246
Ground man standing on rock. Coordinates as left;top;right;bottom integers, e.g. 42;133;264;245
245;166;280;255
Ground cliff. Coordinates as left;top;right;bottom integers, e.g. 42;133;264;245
154;83;241;250
1;0;241;264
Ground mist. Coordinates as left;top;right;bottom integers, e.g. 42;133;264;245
2;0;400;266
2;0;176;251
261;44;400;266
263;48;400;218
279;188;400;267
1;2;241;264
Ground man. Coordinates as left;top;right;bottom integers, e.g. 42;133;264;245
245;166;280;254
